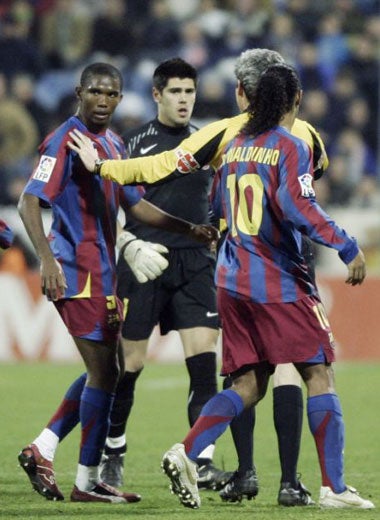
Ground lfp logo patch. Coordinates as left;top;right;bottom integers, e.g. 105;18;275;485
298;173;315;198
33;155;57;183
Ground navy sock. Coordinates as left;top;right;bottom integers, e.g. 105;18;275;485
47;373;86;441
184;389;244;461
79;386;114;466
307;393;345;493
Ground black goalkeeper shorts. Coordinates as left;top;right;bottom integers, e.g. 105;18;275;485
116;247;219;340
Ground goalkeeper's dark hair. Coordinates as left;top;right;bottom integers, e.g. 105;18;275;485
80;62;123;90
153;57;197;91
242;64;301;137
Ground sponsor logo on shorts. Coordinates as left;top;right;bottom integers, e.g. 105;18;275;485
33;155;57;182
108;311;121;328
175;148;200;174
206;311;218;318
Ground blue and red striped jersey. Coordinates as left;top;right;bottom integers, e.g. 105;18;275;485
23;116;143;298
211;126;359;303
0;219;14;249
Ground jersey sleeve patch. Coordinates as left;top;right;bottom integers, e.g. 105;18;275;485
32;155;57;182
298;173;315;198
175;148;200;174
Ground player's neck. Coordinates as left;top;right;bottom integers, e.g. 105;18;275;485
280;111;297;132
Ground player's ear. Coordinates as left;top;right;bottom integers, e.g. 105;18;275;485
295;89;303;107
152;86;161;104
75;86;82;100
236;80;245;97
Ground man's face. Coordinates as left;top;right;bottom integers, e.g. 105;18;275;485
153;77;196;127
76;74;123;132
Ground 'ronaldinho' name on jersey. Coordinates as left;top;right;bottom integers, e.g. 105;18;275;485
220;145;280;167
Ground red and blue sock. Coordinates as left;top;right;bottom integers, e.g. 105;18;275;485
79;386;114;466
307;393;345;493
183;389;244;461
47;373;86;441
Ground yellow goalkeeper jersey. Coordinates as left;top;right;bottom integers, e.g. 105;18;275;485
100;113;328;185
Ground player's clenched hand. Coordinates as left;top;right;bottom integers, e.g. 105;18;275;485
188;224;220;248
40;257;67;301
67;129;99;172
345;248;366;286
117;231;169;283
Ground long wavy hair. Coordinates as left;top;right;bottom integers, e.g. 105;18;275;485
242;64;301;137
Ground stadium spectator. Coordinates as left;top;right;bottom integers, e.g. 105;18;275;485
138;0;180;62
177;19;211;71
225;0;271;48
10;73;52;140
314;13;350;91
283;0;319;42
0;73;39;205
37;0;93;69
325;67;359;136
295;42;325;91
298;89;331;145
264;12;301;65
193;0;230;52
0;8;43;80
192;70;235;121
90;0;139;65
329;128;378;207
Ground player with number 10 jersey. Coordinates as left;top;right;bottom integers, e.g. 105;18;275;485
211;127;359;305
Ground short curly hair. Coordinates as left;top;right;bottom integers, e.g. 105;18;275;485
234;49;285;100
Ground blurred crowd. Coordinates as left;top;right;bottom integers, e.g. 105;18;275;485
0;0;379;209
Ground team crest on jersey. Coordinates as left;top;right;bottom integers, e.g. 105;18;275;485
175;148;200;174
298;173;315;198
33;155;57;182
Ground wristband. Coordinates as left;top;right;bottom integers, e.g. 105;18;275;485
116;230;137;252
94;159;106;175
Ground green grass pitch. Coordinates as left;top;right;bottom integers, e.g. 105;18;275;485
0;361;378;519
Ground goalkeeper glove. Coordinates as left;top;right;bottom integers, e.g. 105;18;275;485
117;230;169;283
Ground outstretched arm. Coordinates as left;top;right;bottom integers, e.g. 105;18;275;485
117;198;219;284
128;198;219;245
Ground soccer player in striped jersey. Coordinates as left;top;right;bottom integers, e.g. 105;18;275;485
17;62;217;504
159;64;373;510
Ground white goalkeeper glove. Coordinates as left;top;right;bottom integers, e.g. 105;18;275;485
117;230;169;283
